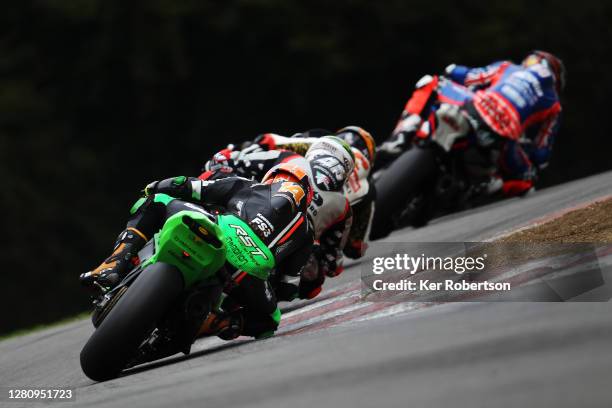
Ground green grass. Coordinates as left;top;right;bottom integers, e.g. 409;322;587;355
0;311;90;342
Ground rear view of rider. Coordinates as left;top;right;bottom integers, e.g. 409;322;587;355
443;50;565;195
378;51;564;196
204;135;356;300
255;126;377;259
80;165;313;340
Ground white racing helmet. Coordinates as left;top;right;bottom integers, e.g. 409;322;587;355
305;136;355;192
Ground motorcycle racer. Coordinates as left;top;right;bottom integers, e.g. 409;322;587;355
80;167;313;340
204;135;357;300
444;50;564;195
378;51;564;196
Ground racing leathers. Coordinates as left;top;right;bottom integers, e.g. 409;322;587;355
251;132;374;259
204;145;353;300
445;61;562;195
380;61;561;196
85;175;313;340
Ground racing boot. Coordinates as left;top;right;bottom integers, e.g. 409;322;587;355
375;130;416;171
197;311;243;341
484;174;504;196
80;227;147;289
275;281;299;302
502;179;535;197
297;252;325;299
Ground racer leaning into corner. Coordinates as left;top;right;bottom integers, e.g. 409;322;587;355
255;126;377;261
80;164;314;341
202;129;372;301
206;127;376;261
378;50;565;197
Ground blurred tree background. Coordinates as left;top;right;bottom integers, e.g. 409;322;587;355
1;0;611;334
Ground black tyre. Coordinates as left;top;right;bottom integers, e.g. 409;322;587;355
370;147;437;240
80;263;184;381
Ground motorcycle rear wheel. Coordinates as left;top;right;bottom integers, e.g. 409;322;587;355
370;147;437;239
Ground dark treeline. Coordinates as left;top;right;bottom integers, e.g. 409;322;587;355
2;0;611;334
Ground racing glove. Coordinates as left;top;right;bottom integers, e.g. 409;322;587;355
204;147;237;173
253;133;277;151
144;175;194;198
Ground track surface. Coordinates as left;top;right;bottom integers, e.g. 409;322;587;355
2;171;612;408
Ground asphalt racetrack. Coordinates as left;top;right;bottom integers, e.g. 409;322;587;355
2;171;612;408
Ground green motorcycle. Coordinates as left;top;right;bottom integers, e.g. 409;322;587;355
80;200;275;381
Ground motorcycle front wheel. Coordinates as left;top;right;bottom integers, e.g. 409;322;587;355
80;262;184;381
